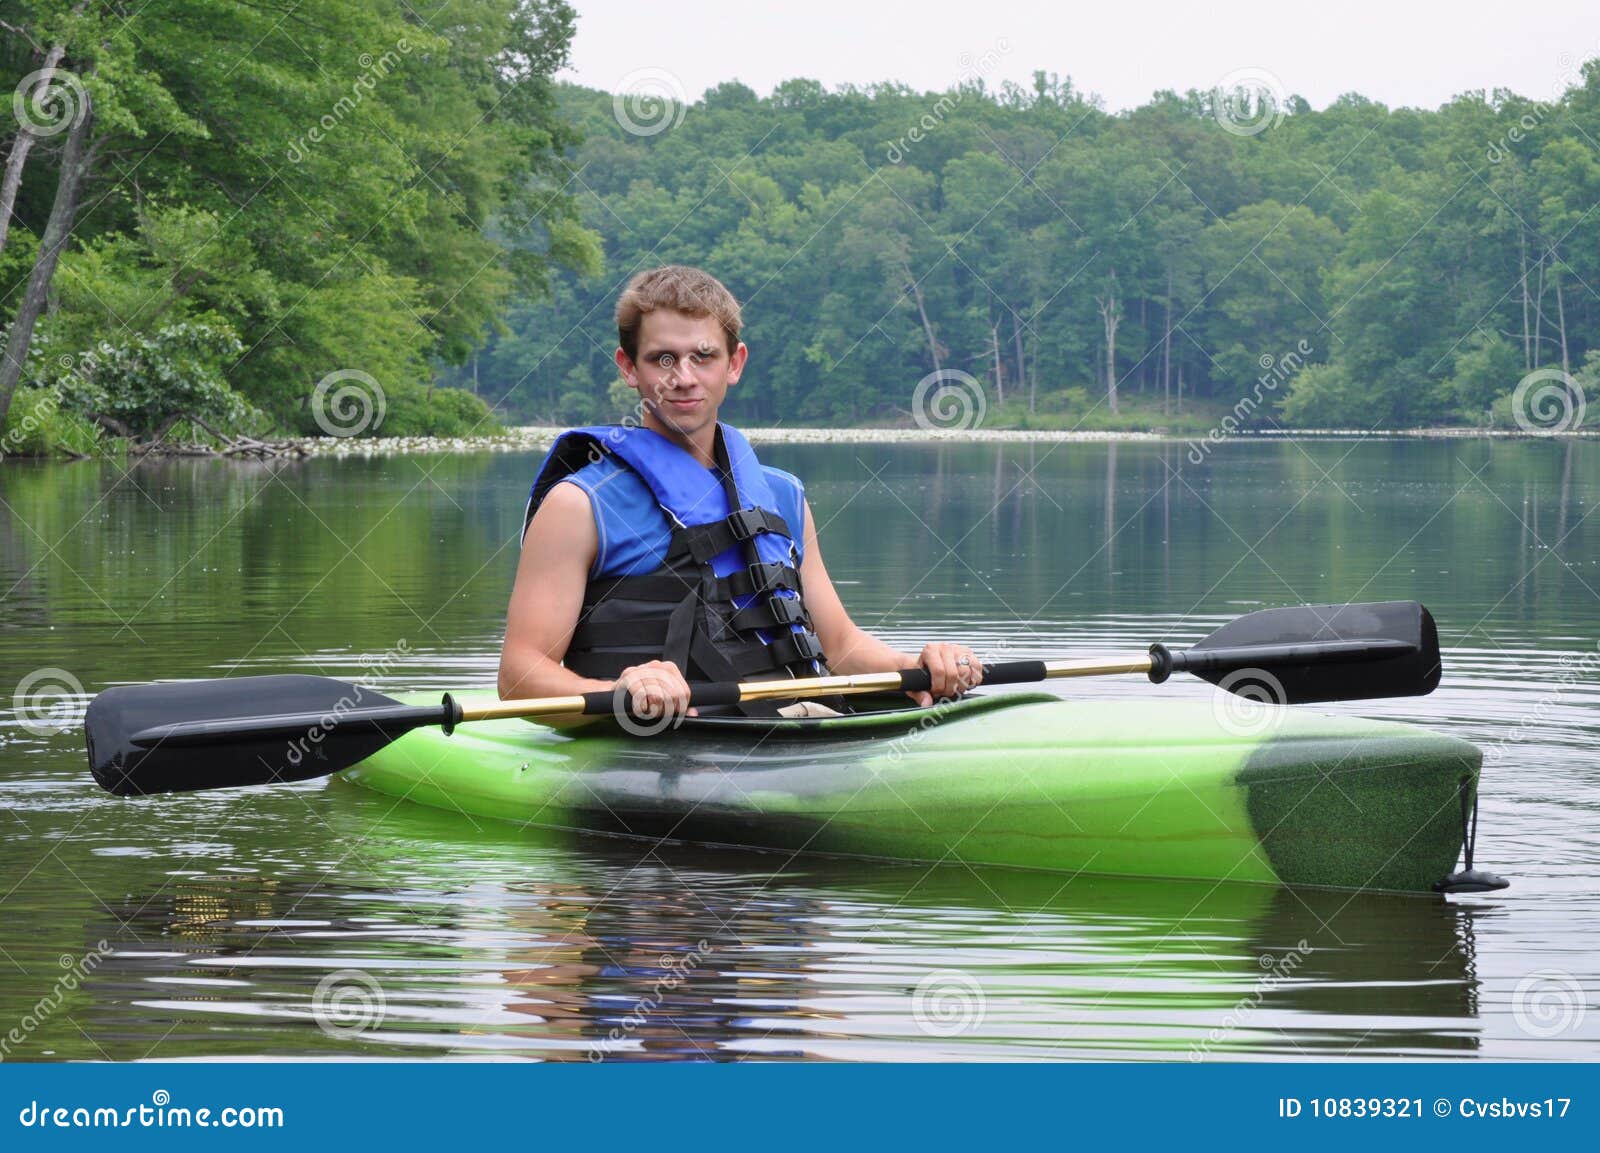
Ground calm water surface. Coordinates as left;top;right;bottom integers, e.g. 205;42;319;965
1;437;1597;1060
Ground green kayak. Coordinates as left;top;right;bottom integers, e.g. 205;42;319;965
343;690;1483;893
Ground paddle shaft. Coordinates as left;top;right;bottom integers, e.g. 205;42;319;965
133;637;1411;748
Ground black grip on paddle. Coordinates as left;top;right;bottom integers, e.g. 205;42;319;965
688;682;744;708
580;690;619;715
898;659;1047;693
579;682;745;716
977;659;1049;686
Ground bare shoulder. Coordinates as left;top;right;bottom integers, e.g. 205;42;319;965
521;479;597;563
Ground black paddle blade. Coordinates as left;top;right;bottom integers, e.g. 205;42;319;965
1156;601;1441;704
86;674;426;797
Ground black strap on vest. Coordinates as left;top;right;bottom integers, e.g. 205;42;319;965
561;427;835;715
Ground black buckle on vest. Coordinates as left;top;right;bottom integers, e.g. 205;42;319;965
726;507;771;542
735;561;797;597
766;596;806;626
771;630;824;665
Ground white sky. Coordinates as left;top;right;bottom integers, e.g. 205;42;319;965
566;0;1600;112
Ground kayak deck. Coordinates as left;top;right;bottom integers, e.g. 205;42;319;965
342;691;1481;893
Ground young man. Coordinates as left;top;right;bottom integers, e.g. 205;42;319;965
499;265;982;721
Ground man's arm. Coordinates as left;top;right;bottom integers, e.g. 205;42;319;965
797;501;980;706
498;482;693;720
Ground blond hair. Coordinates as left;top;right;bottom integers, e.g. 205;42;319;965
615;265;742;361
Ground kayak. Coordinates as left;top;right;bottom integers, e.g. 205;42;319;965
342;690;1483;893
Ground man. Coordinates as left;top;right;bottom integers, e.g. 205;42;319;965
499;265;981;721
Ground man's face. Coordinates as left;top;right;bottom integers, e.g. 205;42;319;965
617;310;746;440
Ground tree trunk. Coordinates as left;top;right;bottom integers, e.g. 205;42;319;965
1162;266;1173;416
1553;255;1571;381
1012;312;1030;413
1532;253;1544;369
0;94;94;426
0;41;70;260
907;271;941;376
1137;296;1146;393
990;313;1004;405
1518;228;1531;371
1097;271;1121;415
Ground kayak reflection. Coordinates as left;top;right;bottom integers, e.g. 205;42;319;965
59;795;1486;1061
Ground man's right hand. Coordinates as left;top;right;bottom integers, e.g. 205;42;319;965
613;660;698;720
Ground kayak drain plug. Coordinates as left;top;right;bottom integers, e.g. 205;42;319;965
1434;777;1508;894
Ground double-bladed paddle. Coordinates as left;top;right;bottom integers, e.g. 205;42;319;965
85;600;1441;798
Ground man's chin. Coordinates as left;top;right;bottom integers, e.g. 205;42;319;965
646;402;715;438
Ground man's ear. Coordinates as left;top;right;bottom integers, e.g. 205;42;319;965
615;347;639;390
726;341;748;384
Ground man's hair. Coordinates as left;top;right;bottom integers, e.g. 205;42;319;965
615;265;742;362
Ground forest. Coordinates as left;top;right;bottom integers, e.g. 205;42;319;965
2;1;1598;452
454;67;1600;433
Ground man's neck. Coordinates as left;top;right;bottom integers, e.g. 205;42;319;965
641;409;720;467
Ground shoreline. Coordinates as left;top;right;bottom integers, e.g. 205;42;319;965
278;424;1598;457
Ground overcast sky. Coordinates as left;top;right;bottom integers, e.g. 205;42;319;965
565;0;1600;112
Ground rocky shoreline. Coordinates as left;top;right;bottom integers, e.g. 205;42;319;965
279;424;1596;457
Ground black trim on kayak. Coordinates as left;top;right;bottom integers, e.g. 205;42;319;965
590;691;1060;741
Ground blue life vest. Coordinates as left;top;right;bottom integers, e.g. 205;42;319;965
525;423;828;696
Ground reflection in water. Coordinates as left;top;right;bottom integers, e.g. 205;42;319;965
48;800;1491;1062
2;439;1597;1060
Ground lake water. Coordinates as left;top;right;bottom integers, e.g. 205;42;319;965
1;437;1596;1060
